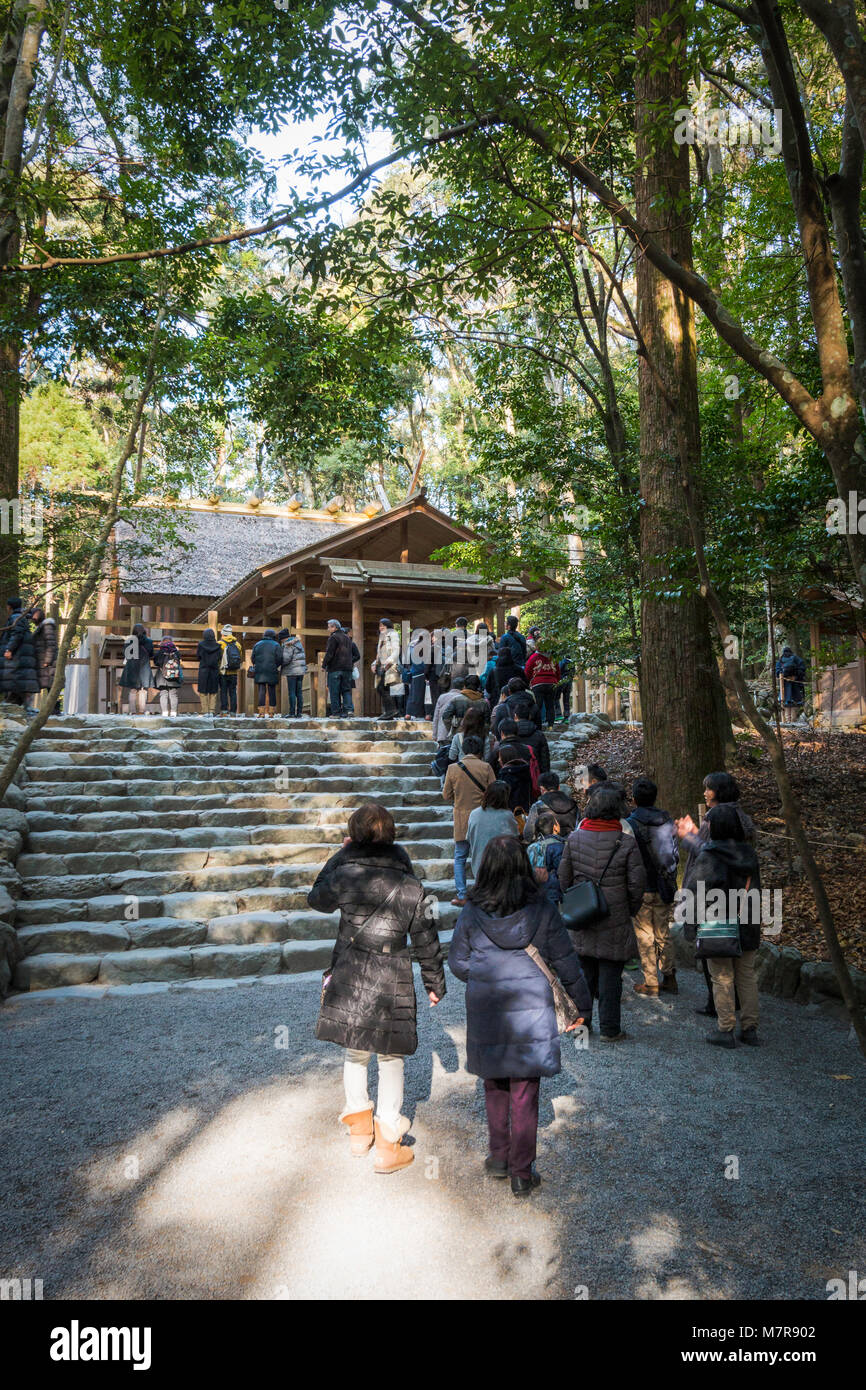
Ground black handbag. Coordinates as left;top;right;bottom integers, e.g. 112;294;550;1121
560;835;622;930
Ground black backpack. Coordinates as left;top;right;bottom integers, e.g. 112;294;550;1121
224;640;242;671
499;760;533;813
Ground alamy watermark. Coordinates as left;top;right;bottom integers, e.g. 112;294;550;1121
826;491;866;535
0;497;42;545
674;107;782;157
674;883;782;937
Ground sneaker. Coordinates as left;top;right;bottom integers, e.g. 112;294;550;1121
633;982;659;997
623;957;641;972
706;1030;736;1049
738;1027;760;1046
451;896;466;907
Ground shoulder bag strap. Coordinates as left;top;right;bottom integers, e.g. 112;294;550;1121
458;759;487;793
596;835;624;886
348;878;406;946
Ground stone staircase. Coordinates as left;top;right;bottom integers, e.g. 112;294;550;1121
9;715;465;998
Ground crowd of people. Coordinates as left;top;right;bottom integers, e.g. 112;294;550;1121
109;612;576;721
310;760;765;1196
0;596;58;714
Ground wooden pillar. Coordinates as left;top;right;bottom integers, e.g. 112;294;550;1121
351;588;364;716
207;609;218;632
87;627;101;714
631;682;643;723
573;675;585;715
400;516;409;564
809;620;821;722
295;581;307;716
494;601;506;637
604;668;617;720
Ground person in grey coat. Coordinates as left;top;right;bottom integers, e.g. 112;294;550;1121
558;783;646;1041
467;781;520;876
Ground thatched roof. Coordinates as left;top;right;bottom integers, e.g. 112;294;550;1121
115;507;347;602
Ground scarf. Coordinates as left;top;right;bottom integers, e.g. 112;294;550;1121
581;818;621;832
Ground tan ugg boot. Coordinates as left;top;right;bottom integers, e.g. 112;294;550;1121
340;1105;374;1157
256;706;265;718
373;1118;414;1174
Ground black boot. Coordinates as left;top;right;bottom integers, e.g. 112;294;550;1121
706;1030;736;1049
738;1027;760;1046
484;1156;508;1178
511;1167;542;1197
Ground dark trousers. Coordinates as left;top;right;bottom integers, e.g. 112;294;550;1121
257;681;277;708
407;672;426;718
376;678;397;718
533;683;557;728
426;668;440;715
553;680;571;718
327;669;353;717
219;673;238;712
578;955;625;1037
484;1077;540;1180
285;673;304;716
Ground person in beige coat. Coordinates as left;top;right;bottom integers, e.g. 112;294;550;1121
443;735;496;906
371;617;402;721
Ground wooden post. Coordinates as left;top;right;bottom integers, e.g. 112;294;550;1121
494;601;506;638
400;516;409;564
351;588;364;716
605;668;617;720
295;581;307;716
631;682;643;723
573;675;584;715
87;627;101;714
280;613;291;714
207;609;218;633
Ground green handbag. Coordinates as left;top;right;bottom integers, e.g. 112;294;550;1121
695;921;742;959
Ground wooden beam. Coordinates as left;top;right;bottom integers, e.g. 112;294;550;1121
280;613;291;714
351;589;364;716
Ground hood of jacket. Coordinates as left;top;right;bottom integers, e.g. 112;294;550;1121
460;897;544;949
514;718;538;739
630;806;670;828
543;790;577;816
461;687;484;701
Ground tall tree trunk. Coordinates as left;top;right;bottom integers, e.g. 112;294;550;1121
634;0;726;815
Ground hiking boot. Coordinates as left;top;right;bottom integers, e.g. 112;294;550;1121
660;971;679;994
511;1168;541;1196
484;1156;508;1178
706;1030;736;1049
373;1118;414;1174
599;1030;628;1042
340;1104;374;1157
451;896;466;907
738;1027;760;1046
633;982;659;997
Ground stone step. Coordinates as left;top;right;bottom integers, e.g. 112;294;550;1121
11;930;455;994
17;838;452;878
22;785;444;813
16;903;459;958
23;749;434;777
22;763;440;794
35;716;434;738
14;877;459;926
21;789;453;817
24;818;452;854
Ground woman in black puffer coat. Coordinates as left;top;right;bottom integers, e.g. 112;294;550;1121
558;783;646;1042
195;628;221;716
0;598;39;705
309;802;446;1174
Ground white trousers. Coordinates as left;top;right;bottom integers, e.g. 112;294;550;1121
127;689;146;714
159;689;178;716
343;1049;406;1132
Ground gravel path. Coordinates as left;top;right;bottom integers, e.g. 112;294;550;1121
0;965;863;1301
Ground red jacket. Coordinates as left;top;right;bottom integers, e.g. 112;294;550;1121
525;652;559;687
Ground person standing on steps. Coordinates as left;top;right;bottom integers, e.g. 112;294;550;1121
775;645;806;724
443;733;495;906
195;627;221;716
522;771;580;842
28;605;61;714
0;598;39;715
277;625;306;718
153;636;184;717
495;614;528;683
558;783;646;1041
217;624;244;717
310;802;445;1174
467;780;520;878
322;618;355;719
627;777;680;997
251;626;282;718
524;642;559;730
371;616;401;722
118;621;153;716
448;836;592;1196
677;803;763;1049
449;704;492;765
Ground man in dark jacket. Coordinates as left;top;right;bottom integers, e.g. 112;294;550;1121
627;777;680;996
495;614;527;681
522;772;580;841
489;718;548;782
322;618;358;718
250;627;282;718
775;646;806;723
491;678;541;736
